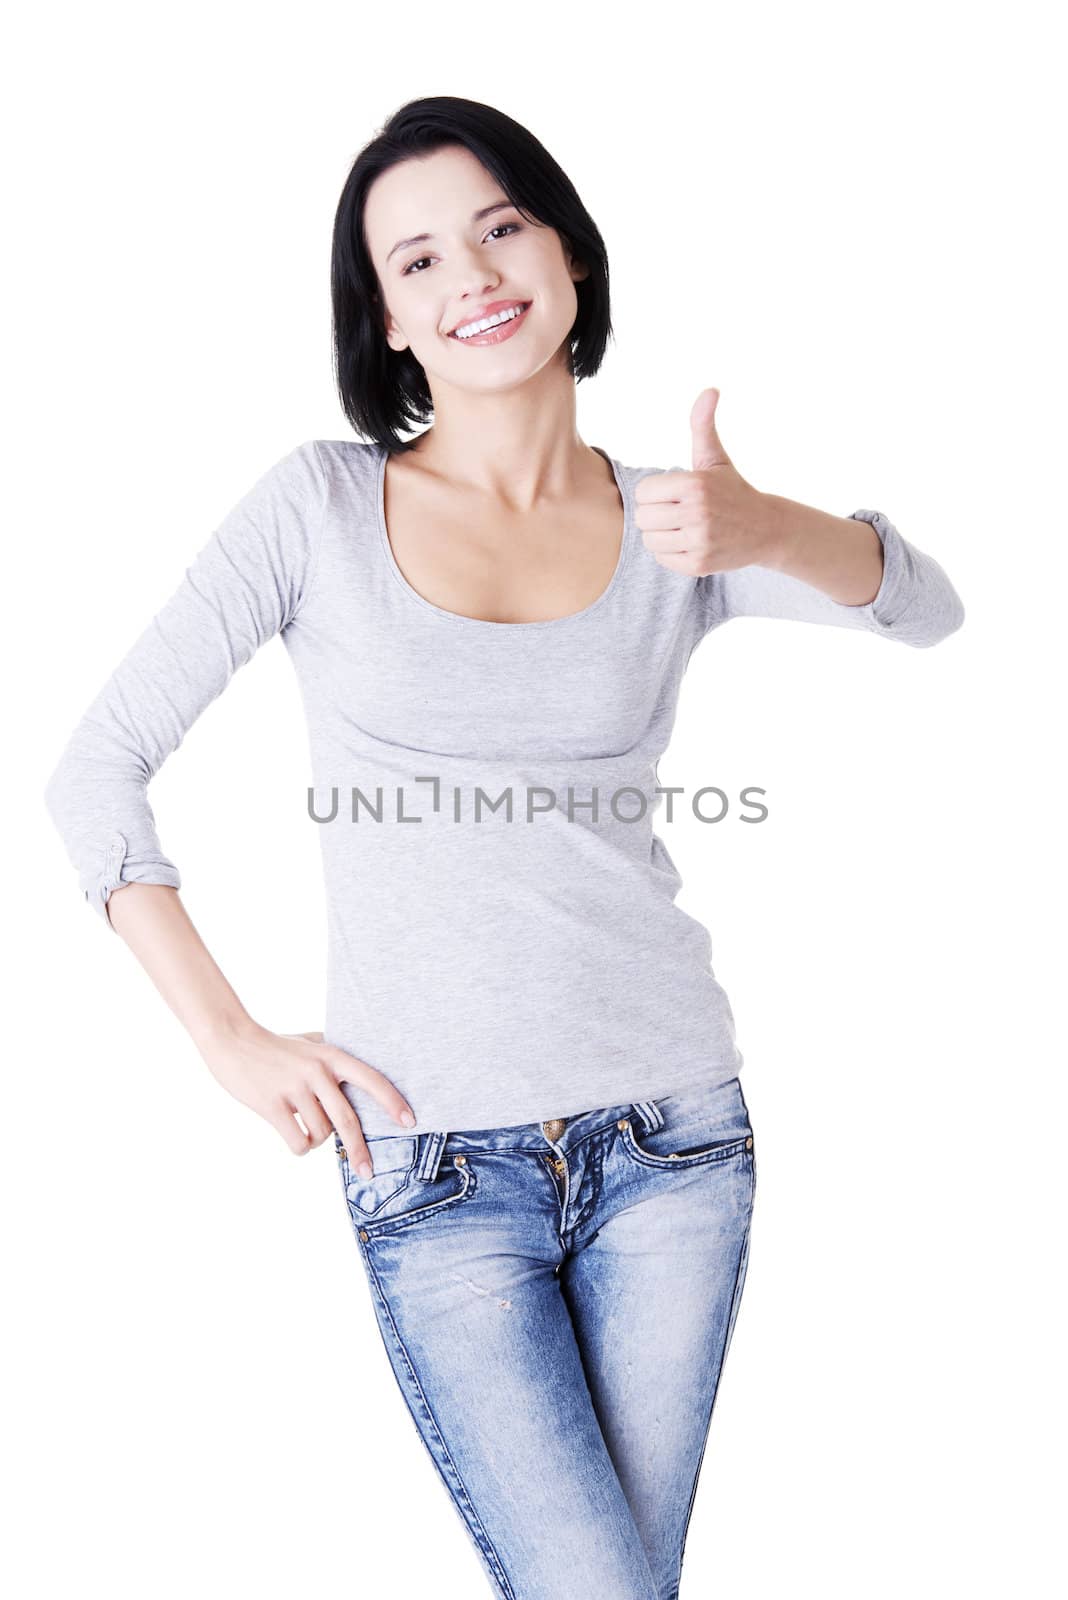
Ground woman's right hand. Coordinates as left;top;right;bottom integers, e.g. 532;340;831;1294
196;1018;415;1176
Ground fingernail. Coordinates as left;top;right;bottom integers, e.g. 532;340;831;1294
399;1110;415;1127
358;1161;372;1179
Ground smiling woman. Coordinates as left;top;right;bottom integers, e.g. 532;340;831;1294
42;90;965;1600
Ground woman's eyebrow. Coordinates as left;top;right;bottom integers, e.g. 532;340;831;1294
386;201;515;263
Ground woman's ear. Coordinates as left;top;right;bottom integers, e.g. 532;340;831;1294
558;231;589;283
566;246;590;285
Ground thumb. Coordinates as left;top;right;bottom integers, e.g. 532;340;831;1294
690;387;732;472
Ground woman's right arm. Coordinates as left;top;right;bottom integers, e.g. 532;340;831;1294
43;441;412;1172
102;881;412;1170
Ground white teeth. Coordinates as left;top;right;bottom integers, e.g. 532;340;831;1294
453;304;526;339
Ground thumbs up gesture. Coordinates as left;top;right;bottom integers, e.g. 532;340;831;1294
634;388;783;577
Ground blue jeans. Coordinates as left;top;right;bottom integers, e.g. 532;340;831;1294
334;1073;757;1600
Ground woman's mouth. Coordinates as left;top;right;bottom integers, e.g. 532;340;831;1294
448;302;532;346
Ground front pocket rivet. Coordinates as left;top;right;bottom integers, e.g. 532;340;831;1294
617;1118;629;1129
668;1152;680;1159
454;1154;466;1165
358;1229;369;1242
746;1137;753;1149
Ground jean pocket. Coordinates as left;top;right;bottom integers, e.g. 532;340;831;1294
335;1133;417;1217
620;1076;754;1170
335;1134;477;1235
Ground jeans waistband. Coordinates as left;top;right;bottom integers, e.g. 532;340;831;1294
414;1097;667;1183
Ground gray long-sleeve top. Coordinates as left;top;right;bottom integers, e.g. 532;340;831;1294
43;440;965;1137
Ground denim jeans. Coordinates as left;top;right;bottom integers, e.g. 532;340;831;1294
334;1073;757;1600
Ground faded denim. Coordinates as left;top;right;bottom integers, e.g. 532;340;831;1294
334;1073;757;1600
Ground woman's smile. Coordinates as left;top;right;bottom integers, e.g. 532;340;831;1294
447;300;532;345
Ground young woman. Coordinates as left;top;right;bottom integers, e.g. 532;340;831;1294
44;96;965;1600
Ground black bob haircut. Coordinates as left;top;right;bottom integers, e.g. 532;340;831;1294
330;96;613;453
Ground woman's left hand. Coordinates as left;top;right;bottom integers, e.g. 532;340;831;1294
634;388;785;577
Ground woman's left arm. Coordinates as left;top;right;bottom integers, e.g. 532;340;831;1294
636;388;966;648
710;497;967;648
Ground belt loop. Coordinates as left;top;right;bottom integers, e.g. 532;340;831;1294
416;1130;449;1182
631;1099;665;1134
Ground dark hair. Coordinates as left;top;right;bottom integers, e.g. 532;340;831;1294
330;96;613;452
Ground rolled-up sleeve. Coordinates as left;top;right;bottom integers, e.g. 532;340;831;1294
699;507;966;647
43;439;328;930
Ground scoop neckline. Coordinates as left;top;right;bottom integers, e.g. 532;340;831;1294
374;442;633;630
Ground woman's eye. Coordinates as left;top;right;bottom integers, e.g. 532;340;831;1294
401;222;521;276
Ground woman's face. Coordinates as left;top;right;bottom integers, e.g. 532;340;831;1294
362;143;589;396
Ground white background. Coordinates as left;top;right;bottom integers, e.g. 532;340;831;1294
6;1;1064;1595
